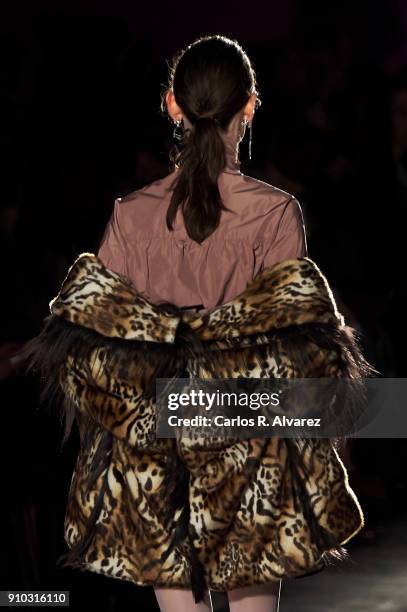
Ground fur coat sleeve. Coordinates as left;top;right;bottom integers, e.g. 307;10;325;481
21;252;373;602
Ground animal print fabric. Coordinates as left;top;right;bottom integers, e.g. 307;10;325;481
25;252;369;600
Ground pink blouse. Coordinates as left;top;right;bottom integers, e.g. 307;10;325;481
97;111;307;313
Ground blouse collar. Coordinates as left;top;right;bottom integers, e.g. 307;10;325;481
182;109;246;175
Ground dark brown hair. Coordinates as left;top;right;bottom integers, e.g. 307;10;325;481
161;35;260;243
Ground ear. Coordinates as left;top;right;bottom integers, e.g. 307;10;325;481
243;92;257;123
165;89;184;123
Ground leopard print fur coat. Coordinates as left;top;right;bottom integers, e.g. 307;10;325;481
22;252;373;603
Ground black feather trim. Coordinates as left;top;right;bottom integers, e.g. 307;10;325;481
18;314;184;444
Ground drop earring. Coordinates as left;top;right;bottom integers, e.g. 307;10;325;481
173;118;184;142
248;121;253;161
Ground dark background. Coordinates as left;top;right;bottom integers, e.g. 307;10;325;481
1;0;407;610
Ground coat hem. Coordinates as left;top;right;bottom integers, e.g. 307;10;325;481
73;558;326;595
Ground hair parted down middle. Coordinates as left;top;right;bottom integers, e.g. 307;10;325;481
161;35;260;244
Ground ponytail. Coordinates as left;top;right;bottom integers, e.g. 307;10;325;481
162;35;259;244
166;116;231;244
